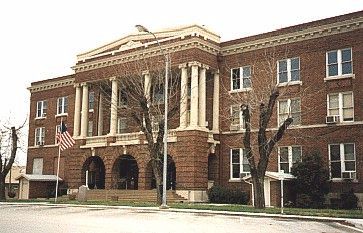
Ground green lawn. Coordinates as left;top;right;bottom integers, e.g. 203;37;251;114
3;199;362;219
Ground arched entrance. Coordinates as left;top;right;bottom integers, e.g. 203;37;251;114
147;155;176;190
82;156;105;189
112;155;139;190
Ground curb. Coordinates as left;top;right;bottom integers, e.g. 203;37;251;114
1;202;362;230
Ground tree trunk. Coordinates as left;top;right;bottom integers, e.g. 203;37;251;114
0;174;6;201
252;175;265;209
152;160;163;205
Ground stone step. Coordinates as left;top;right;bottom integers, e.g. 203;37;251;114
85;189;187;203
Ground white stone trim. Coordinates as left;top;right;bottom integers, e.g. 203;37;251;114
72;38;220;72
222;17;363;55
221;121;363;134
28;78;74;93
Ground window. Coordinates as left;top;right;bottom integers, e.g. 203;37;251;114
326;48;352;77
35;127;45;146
327;92;354;122
151;115;163;132
55;125;61;144
36;100;47;118
117;117;127;134
329;143;356;180
57;97;68;115
230;105;244;130
231;66;251;90
32;158;43;175
278;146;302;173
118;89;128;107
278;98;301;126
89;92;95;111
87;121;93;137
278;57;300;84
230;148;250;180
153;84;164;104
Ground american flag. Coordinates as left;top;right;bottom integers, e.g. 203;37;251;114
57;122;75;151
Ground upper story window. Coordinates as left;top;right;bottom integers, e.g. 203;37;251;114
152;115;163;132
89;92;95;111
32;158;43;175
35;127;45;146
36;100;47;118
118;89;128;107
231;66;251;91
87;121;93;137
278;146;302;173
277;57;300;84
57;97;68;115
230;148;250;180
278;98;301;126
153;84;164;104
117;117;127;134
327;92;354;122
326;48;352;77
230;105;244;131
329;143;356;180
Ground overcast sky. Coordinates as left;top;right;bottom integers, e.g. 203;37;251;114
0;0;362;165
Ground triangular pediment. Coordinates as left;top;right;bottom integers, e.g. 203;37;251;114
77;24;220;62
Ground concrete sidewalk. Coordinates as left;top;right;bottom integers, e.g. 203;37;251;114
1;202;363;231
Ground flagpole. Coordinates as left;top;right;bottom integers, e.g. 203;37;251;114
55;120;62;203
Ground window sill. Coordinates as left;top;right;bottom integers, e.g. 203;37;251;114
35;117;46;120
89;109;94;113
229;88;252;94
330;178;358;183
324;74;355;82
228;179;241;183
55;113;68;118
277;81;302;87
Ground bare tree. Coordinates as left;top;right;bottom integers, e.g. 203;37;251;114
96;55;182;204
222;48;314;209
0;121;25;200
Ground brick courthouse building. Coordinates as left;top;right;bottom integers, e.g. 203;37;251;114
26;11;363;206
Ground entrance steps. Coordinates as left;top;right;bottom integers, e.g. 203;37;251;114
86;189;188;203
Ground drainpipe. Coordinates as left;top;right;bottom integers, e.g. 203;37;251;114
242;178;254;207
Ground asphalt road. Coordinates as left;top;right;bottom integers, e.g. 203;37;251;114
0;204;360;233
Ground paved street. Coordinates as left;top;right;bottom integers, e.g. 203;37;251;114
0;204;360;233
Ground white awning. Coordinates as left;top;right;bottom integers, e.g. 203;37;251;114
242;171;295;181
15;174;62;182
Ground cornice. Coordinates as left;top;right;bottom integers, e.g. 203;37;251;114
221;16;363;55
72;37;220;73
28;78;74;93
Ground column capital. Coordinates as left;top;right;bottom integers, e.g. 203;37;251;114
109;76;117;82
178;63;188;69
201;64;210;70
212;69;220;75
188;61;201;67
142;70;150;76
74;83;81;88
81;82;88;87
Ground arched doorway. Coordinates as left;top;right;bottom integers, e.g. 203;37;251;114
112;155;139;190
82;156;105;189
147;155;176;190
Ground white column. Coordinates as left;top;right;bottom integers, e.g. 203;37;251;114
143;71;151;106
179;63;188;128
109;77;118;136
97;92;104;136
80;83;89;138
212;70;220;132
73;84;81;137
189;61;200;128
198;65;208;128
